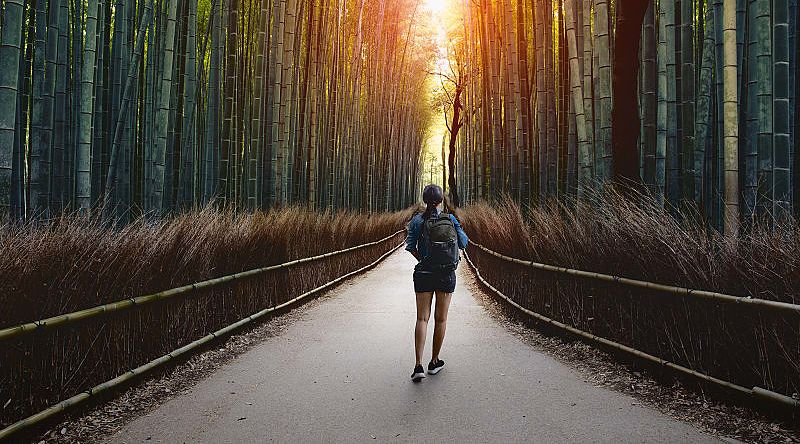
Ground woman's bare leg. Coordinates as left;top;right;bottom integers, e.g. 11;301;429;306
414;292;433;366
431;292;452;362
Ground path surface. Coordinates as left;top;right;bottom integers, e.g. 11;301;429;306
107;251;718;443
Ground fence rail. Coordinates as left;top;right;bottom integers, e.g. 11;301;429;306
469;241;800;315
0;229;405;342
0;233;405;440
463;244;800;413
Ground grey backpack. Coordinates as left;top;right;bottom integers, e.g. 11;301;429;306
422;212;460;272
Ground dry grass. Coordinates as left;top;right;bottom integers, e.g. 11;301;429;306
0;206;413;427
455;191;800;413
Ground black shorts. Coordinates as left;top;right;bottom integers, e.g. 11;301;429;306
413;262;456;293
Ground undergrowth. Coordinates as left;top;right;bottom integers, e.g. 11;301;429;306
455;192;799;410
0;206;412;427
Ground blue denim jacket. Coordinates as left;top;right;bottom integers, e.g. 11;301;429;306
405;209;469;259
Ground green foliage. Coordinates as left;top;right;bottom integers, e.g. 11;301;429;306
1;0;431;221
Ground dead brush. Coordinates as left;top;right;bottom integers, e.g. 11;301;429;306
0;206;413;427
455;191;800;406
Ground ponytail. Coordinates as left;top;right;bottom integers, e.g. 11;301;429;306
422;202;437;220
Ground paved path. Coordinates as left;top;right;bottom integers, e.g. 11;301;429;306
107;250;718;443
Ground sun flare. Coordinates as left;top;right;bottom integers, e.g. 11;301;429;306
424;0;449;14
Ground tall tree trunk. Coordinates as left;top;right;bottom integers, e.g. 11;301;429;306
448;84;463;207
611;0;648;186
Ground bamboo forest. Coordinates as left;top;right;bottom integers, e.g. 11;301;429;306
2;0;800;441
0;0;799;231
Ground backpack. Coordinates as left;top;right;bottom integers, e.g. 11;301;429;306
422;212;460;272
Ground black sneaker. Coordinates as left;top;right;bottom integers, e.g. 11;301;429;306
428;358;445;375
411;364;426;382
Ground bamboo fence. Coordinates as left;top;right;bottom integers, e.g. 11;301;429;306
0;231;404;440
0;229;404;342
463;244;800;413
468;241;800;315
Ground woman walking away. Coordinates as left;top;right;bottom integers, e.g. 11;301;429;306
405;184;468;382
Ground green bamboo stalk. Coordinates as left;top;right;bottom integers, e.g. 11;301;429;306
250;0;269;209
695;5;716;207
104;0;154;217
76;0;102;212
680;0;696;204
180;0;198;209
515;0;531;201
150;0;179;215
723;0;741;235
773;0;791;218
712;0;725;230
742;0;758;219
164;0;187;213
581;0;595;185
281;0;298;204
142;6;156;210
91;0;108;204
544;0;557;195
663;0;679;207
219;0;237;204
754;0;773;218
12;0;32;219
66;0;82;210
51;0;69;211
105;0;128;217
593;0;612;183
269;0;286;206
641;3;657;195
29;0;52;217
655;0;669;204
0;0;25;215
203;0;221;204
564;0;590;197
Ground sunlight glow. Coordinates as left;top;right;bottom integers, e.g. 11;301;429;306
424;0;450;14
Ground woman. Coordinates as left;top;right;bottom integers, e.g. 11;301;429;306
405;184;468;382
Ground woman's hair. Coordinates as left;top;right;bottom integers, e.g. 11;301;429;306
421;184;444;220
